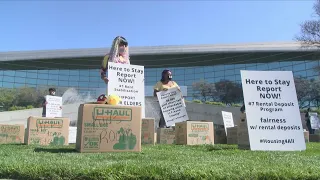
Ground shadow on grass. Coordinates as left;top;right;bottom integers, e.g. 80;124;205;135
34;147;77;153
207;145;238;151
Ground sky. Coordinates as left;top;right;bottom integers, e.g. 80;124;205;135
0;0;316;52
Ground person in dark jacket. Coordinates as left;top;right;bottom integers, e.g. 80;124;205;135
305;108;315;134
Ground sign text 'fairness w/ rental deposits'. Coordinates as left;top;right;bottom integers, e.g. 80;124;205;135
241;70;305;151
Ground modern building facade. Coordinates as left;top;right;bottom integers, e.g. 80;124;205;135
0;42;319;100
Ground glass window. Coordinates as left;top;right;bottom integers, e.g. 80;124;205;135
58;81;69;87
280;65;293;71
79;76;90;82
293;62;306;72
0;71;3;75
79;82;89;88
48;80;59;86
28;78;37;85
90;82;100;88
79;70;90;76
307;70;318;77
225;75;235;81
268;62;280;70
204;72;214;78
69;81;79;87
58;75;69;81
194;67;204;73
225;69;235;76
2;82;14;88
185;74;194;81
59;70;70;76
27;72;38;78
38;73;49;80
185;68;195;74
49;70;59;75
89;69;98;76
37;79;48;85
69;75;80;81
3;71;15;76
195;73;204;80
245;64;257;70
14;83;25;88
236;75;241;81
48;74;59;80
215;70;224;78
214;65;224;71
225;64;234;70
38;70;48;74
204;66;213;73
15;71;27;77
3;75;14;82
256;63;268;70
173;75;184;81
306;61;318;70
15;77;26;84
89;76;100;82
69;70;80;76
0;81;3;87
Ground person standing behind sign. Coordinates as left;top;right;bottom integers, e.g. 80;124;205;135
305;108;315;134
100;36;130;84
153;70;183;128
41;88;62;117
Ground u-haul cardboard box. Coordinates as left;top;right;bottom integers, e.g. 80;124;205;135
175;121;214;145
157;128;176;144
76;104;142;152
227;126;238;145
237;113;250;150
0;124;25;144
25;117;69;145
141;118;156;145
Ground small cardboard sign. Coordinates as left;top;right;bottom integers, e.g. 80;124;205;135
157;128;176;144
141;118;156;145
175;121;214;145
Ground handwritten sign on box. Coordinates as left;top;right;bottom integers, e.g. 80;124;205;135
46;95;62;118
156;87;189;127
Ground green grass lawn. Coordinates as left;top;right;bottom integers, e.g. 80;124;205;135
0;143;319;180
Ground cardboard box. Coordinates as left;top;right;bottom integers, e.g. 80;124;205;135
0;124;25;144
304;130;309;143
25;116;69;145
175;121;214;145
310;134;320;142
237;113;250;150
76;104;142;152
141;118;156;145
227;126;238;145
214;124;227;144
157;128;176;144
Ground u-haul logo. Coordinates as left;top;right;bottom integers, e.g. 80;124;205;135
191;123;209;132
92;107;132;121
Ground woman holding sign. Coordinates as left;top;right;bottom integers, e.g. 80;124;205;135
153;70;184;128
100;36;130;84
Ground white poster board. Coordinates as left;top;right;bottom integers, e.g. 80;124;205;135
309;112;320;130
45;95;62;118
107;62;145;118
240;70;306;151
222;111;234;135
156;87;189;127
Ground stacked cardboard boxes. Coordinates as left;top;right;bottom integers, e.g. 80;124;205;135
237;113;250;150
175;121;214;145
25;116;69;145
157;128;176;144
227;126;238;145
0;124;25;144
214;124;227;144
141;118;156;145
76;104;142;152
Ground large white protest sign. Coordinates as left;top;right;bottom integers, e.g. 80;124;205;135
240;70;306;151
46;95;62;118
107;62;145;117
309;113;320;130
156;87;188;127
222;111;234;135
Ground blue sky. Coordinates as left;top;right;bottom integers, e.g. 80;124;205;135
0;1;315;52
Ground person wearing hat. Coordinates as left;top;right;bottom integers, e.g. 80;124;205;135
153;70;183;128
100;36;130;84
41;88;61;117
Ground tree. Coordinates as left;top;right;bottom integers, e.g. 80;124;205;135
192;80;214;101
295;0;320;48
215;80;243;104
294;76;311;108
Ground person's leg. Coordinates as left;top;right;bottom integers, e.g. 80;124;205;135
159;108;166;128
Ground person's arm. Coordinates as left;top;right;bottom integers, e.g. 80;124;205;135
153;82;160;97
42;98;47;107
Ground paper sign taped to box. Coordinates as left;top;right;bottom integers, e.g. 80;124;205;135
156;87;189;127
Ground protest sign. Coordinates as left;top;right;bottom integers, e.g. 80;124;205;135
45;95;62;118
107;62;145;118
221;111;234;135
309;113;320;130
240;70;306;151
156;87;188;127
